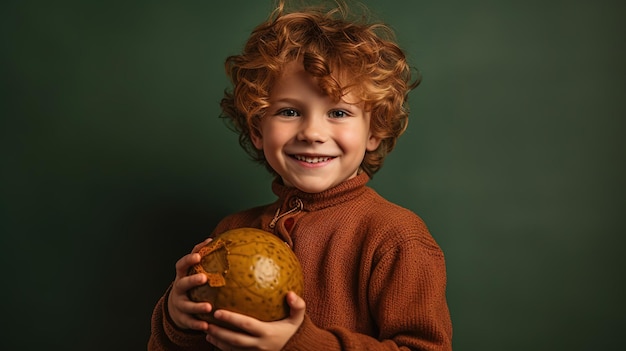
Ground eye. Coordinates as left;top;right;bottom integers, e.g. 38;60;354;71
277;108;300;117
329;110;350;118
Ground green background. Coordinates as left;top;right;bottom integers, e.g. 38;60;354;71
2;0;624;350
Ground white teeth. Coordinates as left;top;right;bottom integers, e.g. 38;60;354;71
294;155;332;163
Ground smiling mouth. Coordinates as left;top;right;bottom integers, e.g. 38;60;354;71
292;155;334;164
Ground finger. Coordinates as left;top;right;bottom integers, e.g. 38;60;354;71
177;298;213;317
205;320;257;348
172;273;207;294
212;309;262;336
178;312;211;331
175;253;202;278
286;291;306;323
191;237;213;253
171;278;213;317
167;283;213;331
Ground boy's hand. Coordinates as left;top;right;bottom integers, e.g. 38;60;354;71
167;238;214;331
205;291;306;351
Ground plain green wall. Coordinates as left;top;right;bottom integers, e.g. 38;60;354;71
2;0;624;350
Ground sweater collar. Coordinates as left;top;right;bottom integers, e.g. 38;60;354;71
271;173;370;212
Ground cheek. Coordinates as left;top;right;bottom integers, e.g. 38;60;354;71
336;129;371;150
260;127;287;151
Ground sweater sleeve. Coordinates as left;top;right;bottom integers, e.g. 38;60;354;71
282;315;400;351
282;237;453;351
148;286;216;351
369;237;453;350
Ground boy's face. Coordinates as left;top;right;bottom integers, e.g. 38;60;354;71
251;61;380;193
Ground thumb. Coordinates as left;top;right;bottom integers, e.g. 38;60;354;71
286;291;306;324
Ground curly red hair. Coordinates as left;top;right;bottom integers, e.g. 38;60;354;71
220;0;420;177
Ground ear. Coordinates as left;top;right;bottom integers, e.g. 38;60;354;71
250;128;263;150
366;133;381;152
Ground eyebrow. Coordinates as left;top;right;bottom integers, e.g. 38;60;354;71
270;96;360;109
269;97;303;105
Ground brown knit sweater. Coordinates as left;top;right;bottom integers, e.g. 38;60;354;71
149;173;452;350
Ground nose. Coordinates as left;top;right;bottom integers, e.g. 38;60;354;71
297;115;328;143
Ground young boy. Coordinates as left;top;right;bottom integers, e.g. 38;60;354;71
149;1;452;350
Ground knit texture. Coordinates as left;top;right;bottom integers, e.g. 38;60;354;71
149;173;452;350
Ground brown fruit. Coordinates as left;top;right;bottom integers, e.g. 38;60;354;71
187;227;304;327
